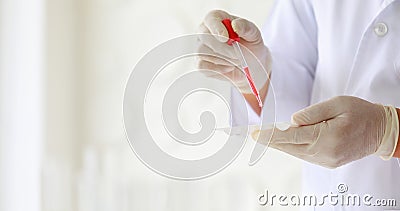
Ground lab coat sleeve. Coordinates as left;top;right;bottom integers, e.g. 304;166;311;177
262;0;318;122
231;0;318;126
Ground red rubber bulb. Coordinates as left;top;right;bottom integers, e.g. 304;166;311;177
221;19;240;45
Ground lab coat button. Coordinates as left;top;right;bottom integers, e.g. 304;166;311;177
374;22;388;37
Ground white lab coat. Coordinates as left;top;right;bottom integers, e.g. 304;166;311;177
232;0;400;210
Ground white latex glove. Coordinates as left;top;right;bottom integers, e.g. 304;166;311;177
197;10;271;94
252;96;399;168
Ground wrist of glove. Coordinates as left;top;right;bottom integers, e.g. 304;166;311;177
252;96;399;169
375;105;399;159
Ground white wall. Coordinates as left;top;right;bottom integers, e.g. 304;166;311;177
42;0;81;210
0;0;44;210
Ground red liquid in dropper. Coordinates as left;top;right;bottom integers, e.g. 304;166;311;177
243;67;263;108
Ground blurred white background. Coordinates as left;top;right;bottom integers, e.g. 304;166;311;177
0;0;302;210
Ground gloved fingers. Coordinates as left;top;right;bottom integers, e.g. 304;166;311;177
231;18;263;44
198;60;236;76
269;143;338;168
279;124;324;145
252;124;321;146
197;44;239;66
206;69;244;83
198;60;247;86
269;142;312;157
203;72;231;81
291;96;345;126
197;24;237;59
203;10;233;43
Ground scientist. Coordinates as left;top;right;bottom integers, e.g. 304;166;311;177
197;1;400;210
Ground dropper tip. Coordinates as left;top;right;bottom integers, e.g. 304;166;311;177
256;96;263;108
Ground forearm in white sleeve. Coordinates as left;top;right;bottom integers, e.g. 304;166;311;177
262;0;318;122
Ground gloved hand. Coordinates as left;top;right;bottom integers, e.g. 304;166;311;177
252;96;399;168
197;10;271;94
